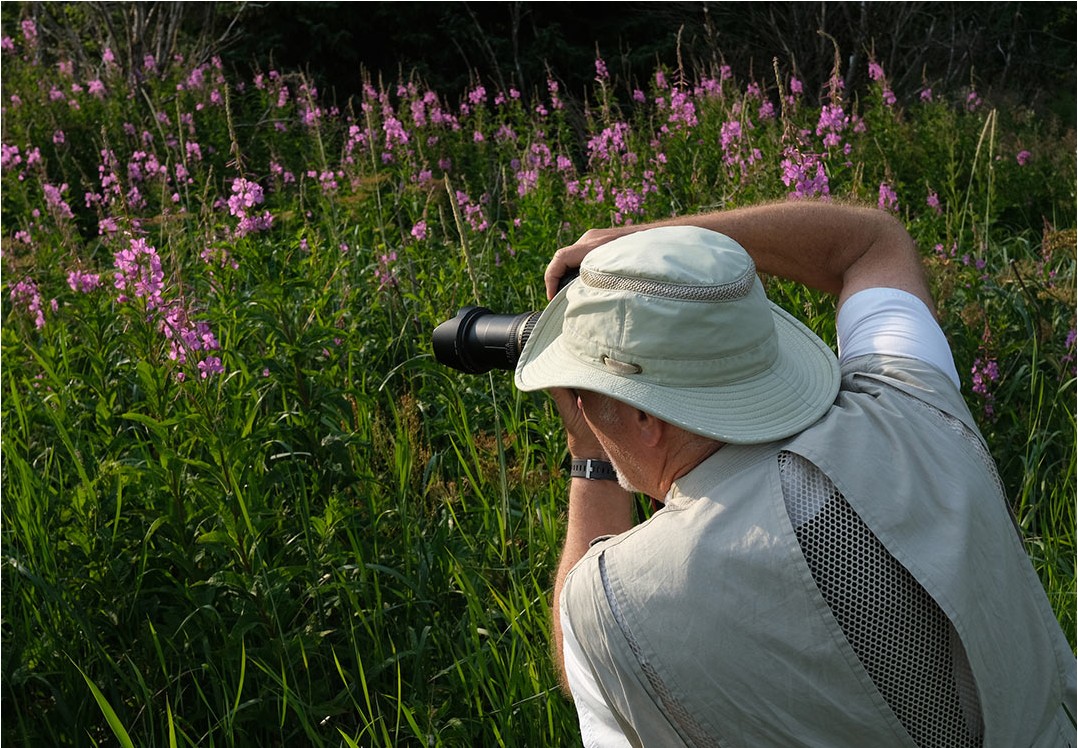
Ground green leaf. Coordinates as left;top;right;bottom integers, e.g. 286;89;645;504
73;662;136;748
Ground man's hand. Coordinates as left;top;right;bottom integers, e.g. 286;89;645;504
544;227;634;300
548;387;606;460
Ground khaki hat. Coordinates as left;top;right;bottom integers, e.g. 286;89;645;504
514;226;840;444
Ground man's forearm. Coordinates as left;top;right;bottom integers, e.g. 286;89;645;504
552;476;635;694
547;201;932;311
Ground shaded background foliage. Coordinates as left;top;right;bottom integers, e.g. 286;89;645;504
10;1;1077;118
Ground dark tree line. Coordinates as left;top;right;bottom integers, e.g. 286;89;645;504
8;2;1076;117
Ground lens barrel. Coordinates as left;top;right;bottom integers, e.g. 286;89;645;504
432;306;543;374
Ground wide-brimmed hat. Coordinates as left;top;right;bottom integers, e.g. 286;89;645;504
514;226;840;444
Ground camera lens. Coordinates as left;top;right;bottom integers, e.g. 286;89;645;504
432;306;543;374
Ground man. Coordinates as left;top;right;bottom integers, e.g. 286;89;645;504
513;201;1076;747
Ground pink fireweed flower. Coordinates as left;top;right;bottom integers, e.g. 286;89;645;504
98;217;119;236
228;177;264;216
161;302;220;364
468;85;487;105
816;104;848;148
88;79;106;98
198;357;224;378
970;356;1000;417
20;19;37;47
587;121;632;165
113;237;165;308
199;246;238;270
720;120;742;159
1016;150;1032;166
410;220;428;241
67;269;102;293
1;36;14;53
926;190;942;215
882;89;897;107
516;168;539;196
1062;329;1076;373
43;183;75;220
1;143;21;171
547;79;563;110
236;212;273;236
10;278;45;329
878;182;899;212
780;146;830;201
454;191;489;232
920;87;933;102
667;89;698;129
375;251;398;289
868;61;885;81
595;57;609;82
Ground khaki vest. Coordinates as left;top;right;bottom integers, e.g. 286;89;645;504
563;355;1076;747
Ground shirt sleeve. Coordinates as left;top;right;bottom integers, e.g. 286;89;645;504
561;605;633;747
837;287;962;390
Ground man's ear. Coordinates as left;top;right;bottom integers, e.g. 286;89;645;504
634;407;665;448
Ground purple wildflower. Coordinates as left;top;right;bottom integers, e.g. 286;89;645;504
780;146;830;200
878;182;899;212
113;237;165;308
10;278;45;328
67;270;102;293
1016;150;1031;166
20;19;37;48
971;356;1000;418
43;183;75;220
375;251;398;289
595;57;609;82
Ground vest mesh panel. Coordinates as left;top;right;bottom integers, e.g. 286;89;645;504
779;451;985;748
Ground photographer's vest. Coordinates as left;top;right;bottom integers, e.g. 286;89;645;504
562;355;1077;747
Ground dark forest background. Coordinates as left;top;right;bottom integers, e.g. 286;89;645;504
9;2;1077;119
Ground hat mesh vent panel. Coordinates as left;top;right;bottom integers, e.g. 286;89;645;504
580;261;756;301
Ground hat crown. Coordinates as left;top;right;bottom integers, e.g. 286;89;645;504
564;227;776;386
580;226;756;295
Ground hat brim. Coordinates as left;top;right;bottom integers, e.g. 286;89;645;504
514;282;841;444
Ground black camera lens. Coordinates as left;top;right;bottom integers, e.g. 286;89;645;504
432;269;576;374
432;306;543;374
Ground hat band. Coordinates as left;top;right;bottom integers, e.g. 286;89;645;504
563;326;780;386
580;258;756;302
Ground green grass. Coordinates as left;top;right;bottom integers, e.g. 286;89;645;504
1;22;1074;746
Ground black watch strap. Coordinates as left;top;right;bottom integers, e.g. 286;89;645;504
570;458;618;481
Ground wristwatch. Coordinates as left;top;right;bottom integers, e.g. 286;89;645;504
570;458;618;481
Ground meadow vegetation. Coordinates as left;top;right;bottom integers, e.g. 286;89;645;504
2;15;1074;746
